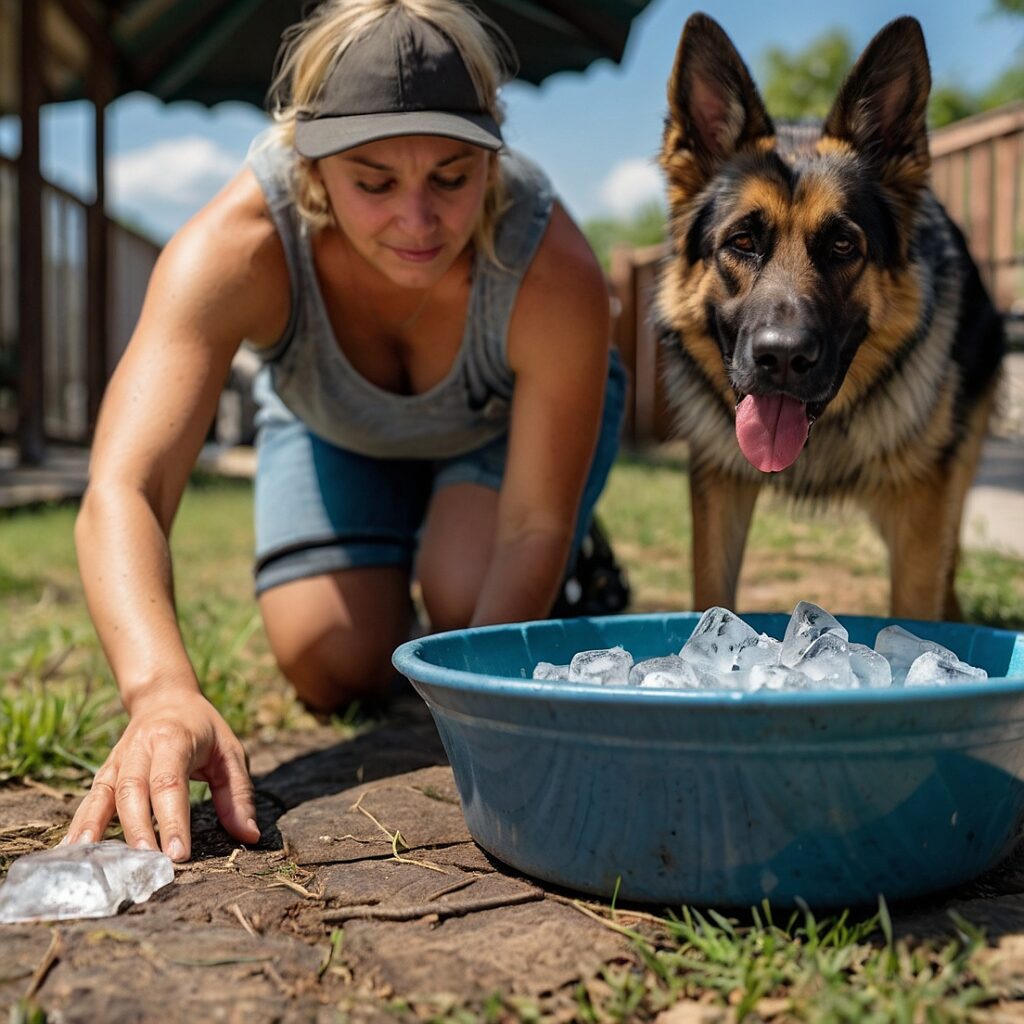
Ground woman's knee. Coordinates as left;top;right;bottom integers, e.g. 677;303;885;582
258;569;411;712
273;627;397;712
418;577;476;633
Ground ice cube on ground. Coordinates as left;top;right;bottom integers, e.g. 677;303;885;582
628;655;716;689
874;625;960;685
0;840;174;923
532;661;570;680
849;642;892;688
568;646;633;685
680;607;760;672
781;601;849;666
905;650;989;687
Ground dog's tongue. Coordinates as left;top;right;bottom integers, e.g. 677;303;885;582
735;395;809;472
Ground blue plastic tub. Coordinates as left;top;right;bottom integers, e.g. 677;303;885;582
393;613;1024;909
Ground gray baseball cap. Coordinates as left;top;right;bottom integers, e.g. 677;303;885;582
294;9;504;159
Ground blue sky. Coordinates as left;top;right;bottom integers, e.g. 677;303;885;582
2;0;1020;242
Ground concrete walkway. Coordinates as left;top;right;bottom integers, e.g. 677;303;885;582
962;436;1024;557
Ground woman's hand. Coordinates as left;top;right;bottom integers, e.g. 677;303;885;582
65;688;260;862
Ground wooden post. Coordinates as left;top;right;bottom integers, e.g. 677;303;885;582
17;0;45;466
86;64;111;433
609;245;637;443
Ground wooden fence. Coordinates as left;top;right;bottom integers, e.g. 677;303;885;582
610;100;1024;445
0;153;160;445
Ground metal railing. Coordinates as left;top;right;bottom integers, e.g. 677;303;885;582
0;152;161;444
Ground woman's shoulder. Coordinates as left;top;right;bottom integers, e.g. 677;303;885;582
245;127;298;204
157;169;291;346
491;149;556;272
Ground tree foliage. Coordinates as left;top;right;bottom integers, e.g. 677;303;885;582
583;202;665;271
757;18;1022;132
759;30;853;120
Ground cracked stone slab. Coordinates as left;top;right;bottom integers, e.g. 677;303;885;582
2;918;342;1024
343;898;630;1003
278;766;470;866
272;765;634;1003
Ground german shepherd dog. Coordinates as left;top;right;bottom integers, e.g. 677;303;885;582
657;13;1005;619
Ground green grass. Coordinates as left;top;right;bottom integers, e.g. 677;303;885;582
569;900;993;1024
2;457;1023;780
404;900;996;1024
0;479;307;784
596;447;1024;627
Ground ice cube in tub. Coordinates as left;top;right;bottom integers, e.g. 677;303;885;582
875;625;965;685
781;601;849;666
532;662;570;680
680;607;759;673
568;646;633;685
904;650;988;687
629;655;718;689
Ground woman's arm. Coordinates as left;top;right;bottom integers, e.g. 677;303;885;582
66;170;291;860
471;201;612;625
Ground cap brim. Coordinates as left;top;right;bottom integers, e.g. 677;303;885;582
295;111;503;159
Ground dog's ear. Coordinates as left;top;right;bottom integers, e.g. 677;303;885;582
821;18;931;221
661;13;774;200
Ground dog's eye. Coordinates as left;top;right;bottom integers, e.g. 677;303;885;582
728;233;756;255
831;237;857;259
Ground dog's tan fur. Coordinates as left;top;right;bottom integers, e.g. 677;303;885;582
657;14;1005;619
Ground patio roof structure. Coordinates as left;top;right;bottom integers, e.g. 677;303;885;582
3;0;655;465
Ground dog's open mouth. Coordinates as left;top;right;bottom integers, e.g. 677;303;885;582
734;394;816;473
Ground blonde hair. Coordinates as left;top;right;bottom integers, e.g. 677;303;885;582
265;0;517;264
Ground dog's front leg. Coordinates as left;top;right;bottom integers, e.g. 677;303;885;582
689;460;761;610
867;471;965;621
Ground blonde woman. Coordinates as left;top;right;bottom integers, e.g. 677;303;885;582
67;0;624;862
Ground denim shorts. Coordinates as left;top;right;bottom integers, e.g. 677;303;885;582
252;351;627;594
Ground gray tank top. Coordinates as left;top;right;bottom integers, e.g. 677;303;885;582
245;131;555;458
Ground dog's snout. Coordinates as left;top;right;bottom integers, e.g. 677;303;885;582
750;326;821;385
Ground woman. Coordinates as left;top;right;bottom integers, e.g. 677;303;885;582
66;0;625;862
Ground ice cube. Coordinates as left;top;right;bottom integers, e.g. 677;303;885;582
735;633;782;670
680;607;759;672
874;625;959;685
905;650;989;687
788;632;855;687
849;642;892;688
628;655;713;689
781;601;849;666
568;646;633;685
532;661;570;680
0;840;174;923
749;664;815;691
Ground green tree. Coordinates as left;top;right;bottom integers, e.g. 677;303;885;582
759;30;853;120
583;202;665;271
981;63;1024;108
929;84;981;129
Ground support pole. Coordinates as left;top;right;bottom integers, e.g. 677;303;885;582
17;0;46;465
86;65;110;434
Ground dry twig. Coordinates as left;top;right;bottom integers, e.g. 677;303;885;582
321;887;543;924
228;902;258;937
24;928;63;1000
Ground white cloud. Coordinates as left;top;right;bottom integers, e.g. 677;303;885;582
110;136;242;207
597;157;664;218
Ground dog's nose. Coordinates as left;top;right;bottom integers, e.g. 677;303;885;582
750;326;820;385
